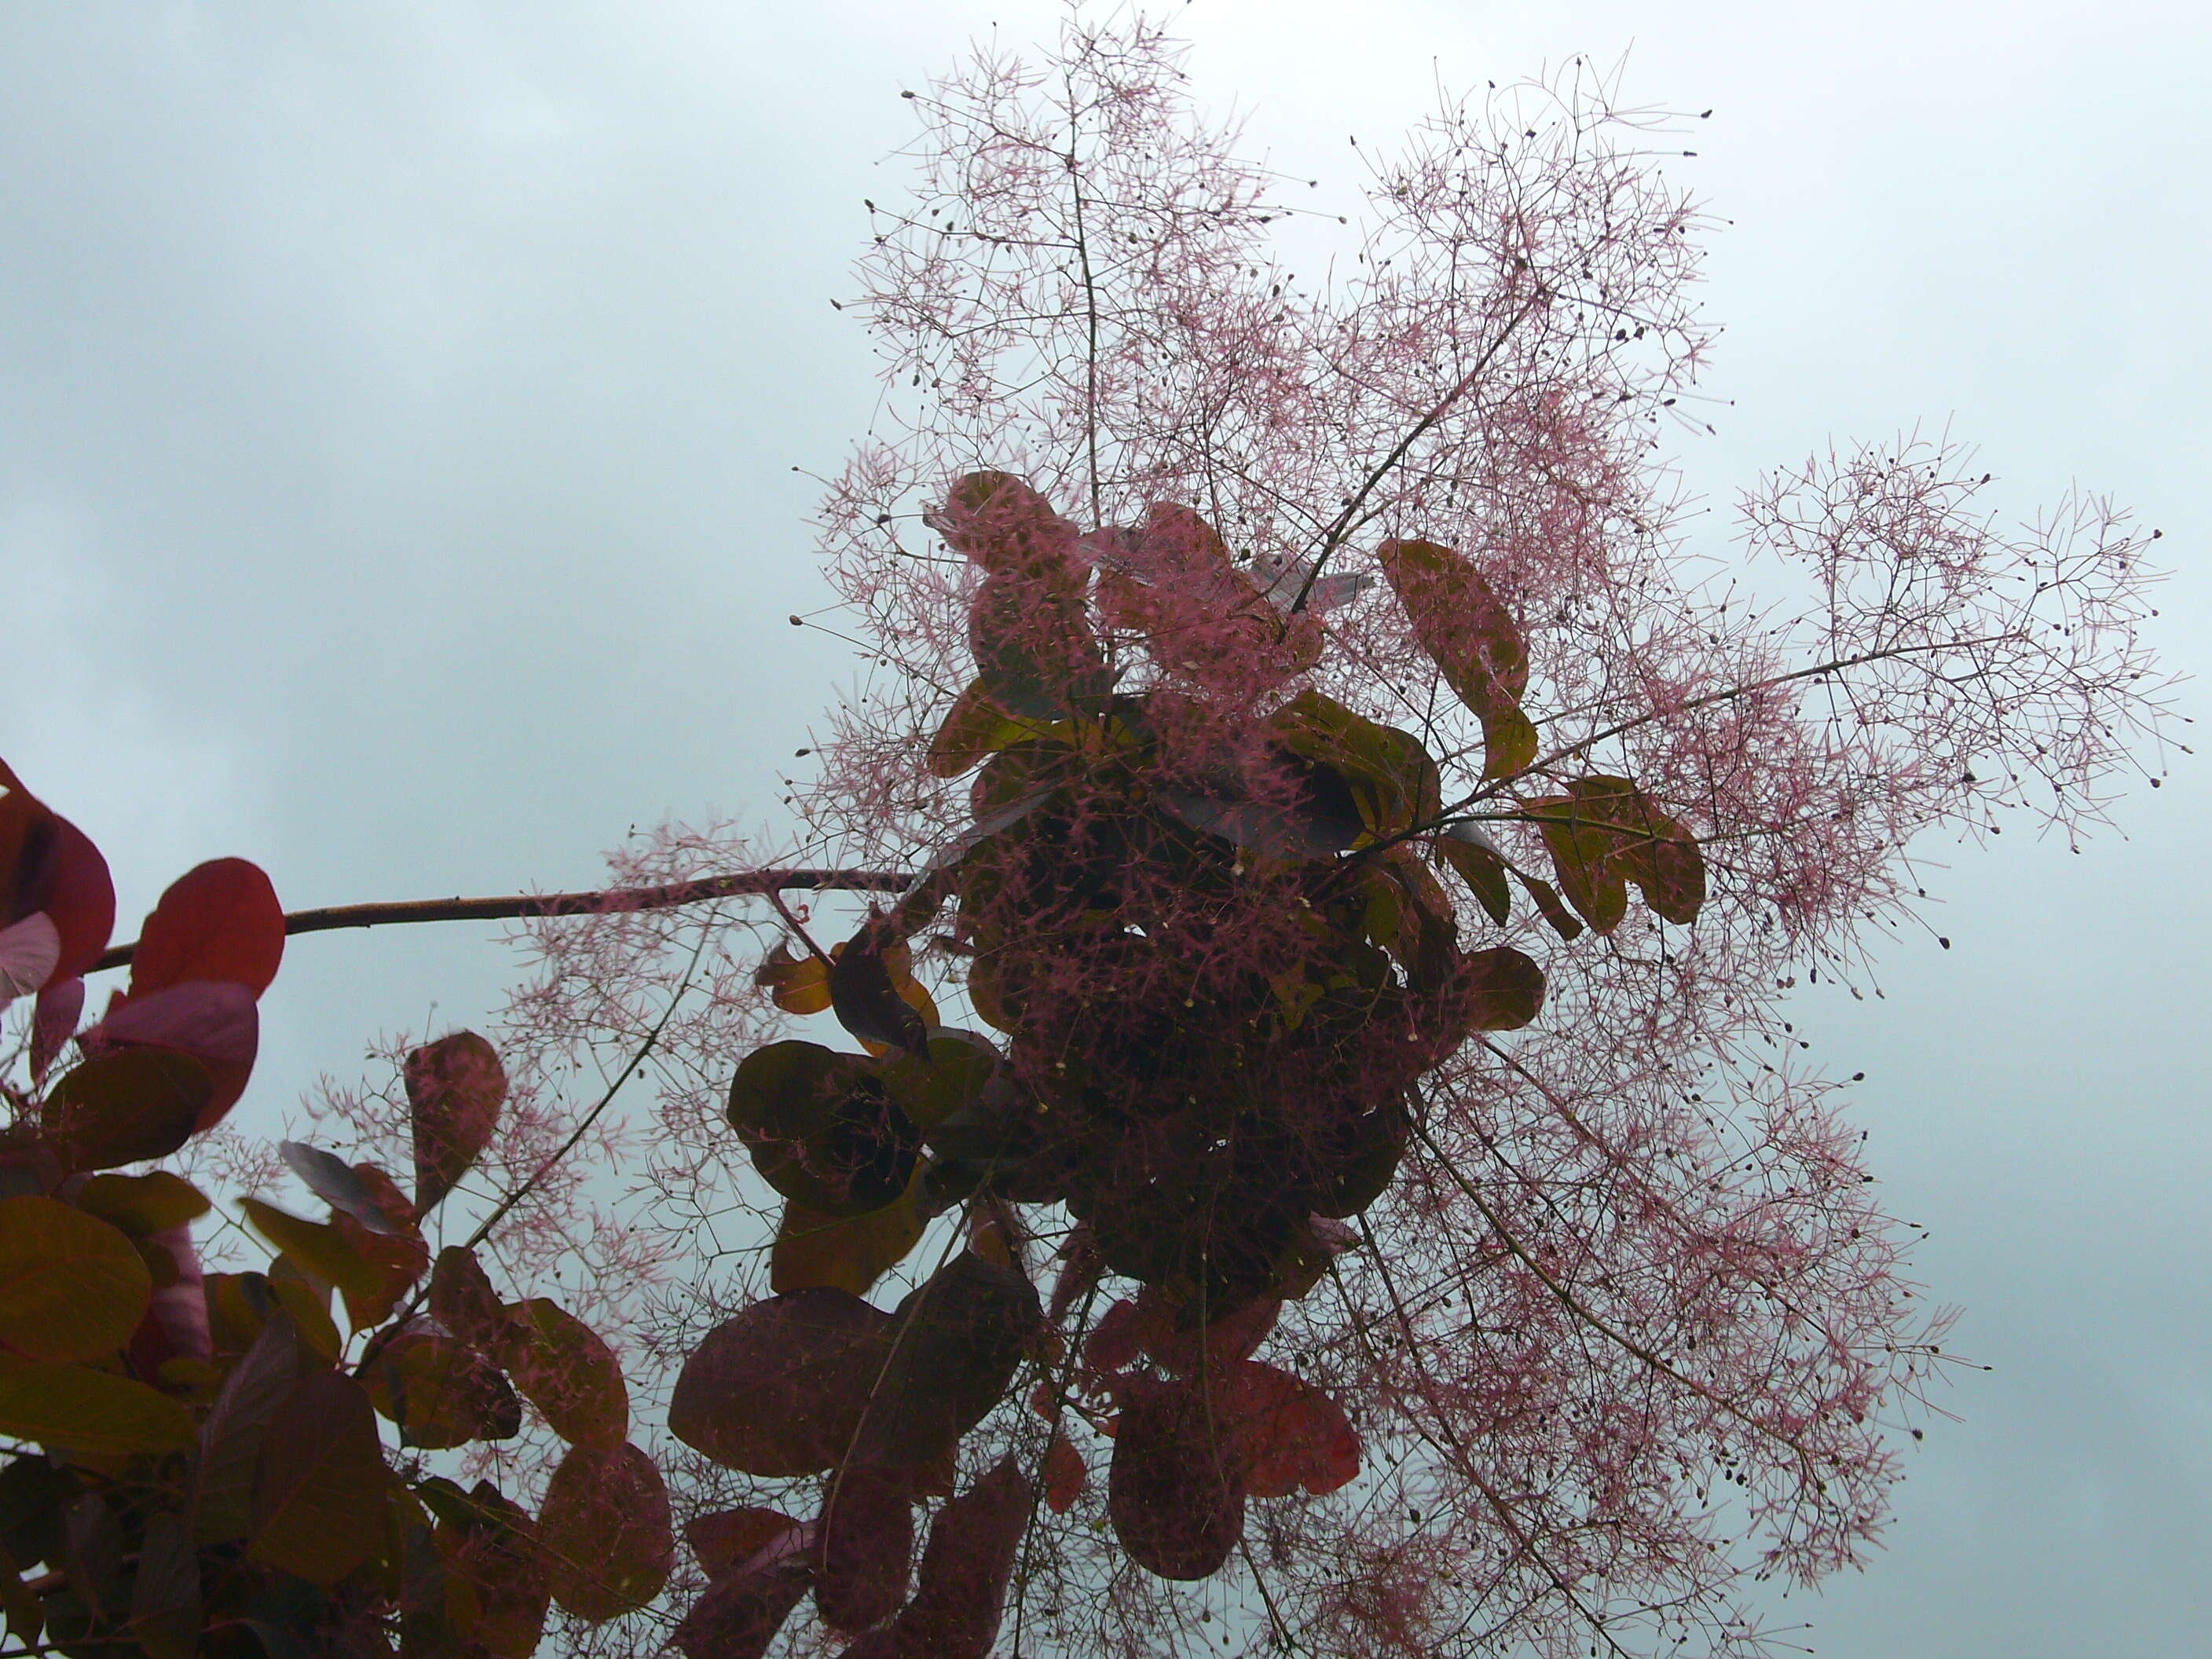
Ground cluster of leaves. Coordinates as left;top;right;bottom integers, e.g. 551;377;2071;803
0;760;676;1657
662;473;1709;1651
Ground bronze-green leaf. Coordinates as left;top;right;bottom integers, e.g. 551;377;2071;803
72;1172;211;1238
362;1331;522;1450
0;1360;193;1456
1435;833;1512;926
727;1042;921;1218
42;1049;211;1173
770;1187;925;1298
0;1196;151;1362
1459;947;1545;1031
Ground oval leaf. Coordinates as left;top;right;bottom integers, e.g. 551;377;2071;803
405;1031;506;1215
129;859;284;1000
362;1331;521;1449
249;1369;387;1585
505;1297;627;1450
539;1441;673;1621
668;1290;892;1477
815;1463;912;1632
0;1359;192;1456
42;1049;211;1173
771;1188;924;1298
1107;1375;1245;1580
1459;946;1545;1031
0;1196;152;1362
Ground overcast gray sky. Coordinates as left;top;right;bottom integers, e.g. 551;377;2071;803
3;3;2207;1654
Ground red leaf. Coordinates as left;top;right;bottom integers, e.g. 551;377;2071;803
1130;1287;1280;1378
815;1463;913;1632
129;858;284;1001
42;817;114;983
686;1507;801;1581
672;1528;812;1659
1042;1431;1086;1514
28;976;82;1083
405;1031;507;1216
539;1441;674;1621
1082;1298;1142;1374
1214;1361;1361;1498
504;1297;628;1450
848;1457;1033;1659
668;1289;892;1477
0;914;57;1005
42;1048;213;1170
1106;1374;1244;1580
429;1244;516;1357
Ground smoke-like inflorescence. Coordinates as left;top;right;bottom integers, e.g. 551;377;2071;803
294;13;2174;1659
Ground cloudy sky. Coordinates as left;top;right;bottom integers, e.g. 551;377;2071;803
2;2;2207;1654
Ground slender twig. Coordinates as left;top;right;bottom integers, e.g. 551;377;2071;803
88;867;912;973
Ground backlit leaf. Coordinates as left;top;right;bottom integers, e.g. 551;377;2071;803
428;1245;515;1357
540;1441;673;1621
1043;1432;1086;1514
1214;1361;1361;1498
866;1457;1032;1658
852;1251;1039;1470
771;1186;925;1298
668;1290;892;1477
1515;872;1585;942
1459;946;1545;1031
753;941;832;1016
248;1369;387;1584
73;1172;209;1237
128;858;284;999
42;1049;211;1171
1435;830;1512;925
362;1331;522;1449
687;1507;800;1580
505;1297;628;1450
1107;1375;1244;1580
672;1529;812;1659
81;979;258;1127
815;1463;912;1632
829;925;931;1057
727;1042;922;1217
405;1031;507;1216
0;1196;150;1362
